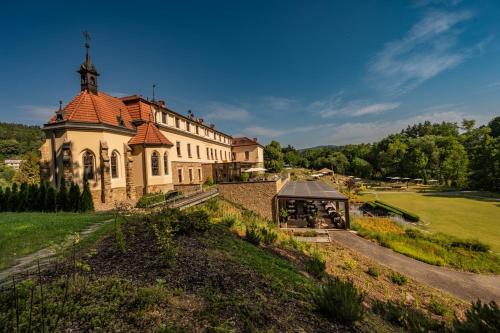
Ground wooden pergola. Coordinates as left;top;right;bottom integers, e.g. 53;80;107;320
274;181;350;229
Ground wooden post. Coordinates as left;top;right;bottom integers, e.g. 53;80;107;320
344;200;350;229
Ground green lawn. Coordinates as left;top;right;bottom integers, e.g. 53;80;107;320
360;191;500;252
0;212;113;270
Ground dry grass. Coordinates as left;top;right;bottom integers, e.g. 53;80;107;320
353;217;405;235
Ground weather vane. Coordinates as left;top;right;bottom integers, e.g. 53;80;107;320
83;31;91;49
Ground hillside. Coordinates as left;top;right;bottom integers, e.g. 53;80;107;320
0;122;45;160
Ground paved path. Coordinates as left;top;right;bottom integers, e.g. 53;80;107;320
329;230;500;302
0;219;114;283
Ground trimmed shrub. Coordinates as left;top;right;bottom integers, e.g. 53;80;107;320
17;182;28;212
0;187;4;211
389;272;408;285
374;200;420;222
241;172;250;182
8;183;18;211
27;183;38;211
69;182;81;212
80;179;94;212
136;192;166;208
245;225;261;246
306;251;326;278
453;300;500;333
37;181;46;211
311;277;364;325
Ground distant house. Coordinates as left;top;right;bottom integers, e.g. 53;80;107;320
4;159;22;170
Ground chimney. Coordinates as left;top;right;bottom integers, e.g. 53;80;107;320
210;124;215;129
158;100;165;108
253;137;258;142
198;118;204;124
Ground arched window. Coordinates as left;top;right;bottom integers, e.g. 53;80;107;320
111;151;118;178
83;150;95;180
163;152;169;175
151;151;159;176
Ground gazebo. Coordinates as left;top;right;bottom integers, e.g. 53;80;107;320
274;181;350;229
318;168;334;175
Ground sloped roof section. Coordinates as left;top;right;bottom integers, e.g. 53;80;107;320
48;90;134;130
121;96;154;122
129;122;173;146
232;137;262;147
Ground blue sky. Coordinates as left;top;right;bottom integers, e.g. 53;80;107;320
1;0;499;148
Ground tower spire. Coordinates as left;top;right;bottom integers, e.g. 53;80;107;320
77;31;99;94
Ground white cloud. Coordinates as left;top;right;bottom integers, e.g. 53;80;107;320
307;94;400;118
368;10;488;95
17;105;57;122
262;96;296;110
203;102;250;121
238;123;336;139
413;0;462;8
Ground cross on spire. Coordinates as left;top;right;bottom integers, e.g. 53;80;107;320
77;31;99;93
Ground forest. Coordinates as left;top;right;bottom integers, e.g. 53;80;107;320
264;116;500;191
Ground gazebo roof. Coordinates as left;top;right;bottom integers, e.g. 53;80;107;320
318;168;333;173
277;181;347;201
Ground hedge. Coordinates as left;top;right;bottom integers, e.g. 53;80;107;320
136;190;183;208
374;200;420;222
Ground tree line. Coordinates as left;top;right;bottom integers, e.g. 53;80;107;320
264;116;500;191
0;178;94;213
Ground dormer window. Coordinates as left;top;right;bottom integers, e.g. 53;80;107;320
117;115;125;127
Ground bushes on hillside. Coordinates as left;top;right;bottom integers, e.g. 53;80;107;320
373;300;444;332
0;179;94;213
453;300;500;332
311;277;364;325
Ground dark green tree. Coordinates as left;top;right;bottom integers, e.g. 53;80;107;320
27;183;38;211
16;182;28;212
37;181;47;211
264;140;285;172
0;187;4;211
80;179;94;212
56;177;69;212
488;116;500;138
69;182;81;212
46;186;57;212
3;187;11;212
8;183;18;211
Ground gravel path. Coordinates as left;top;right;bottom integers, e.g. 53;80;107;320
329;230;500;302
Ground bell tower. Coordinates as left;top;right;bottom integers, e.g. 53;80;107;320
77;31;99;94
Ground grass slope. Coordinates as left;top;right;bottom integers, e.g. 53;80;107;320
361;191;500;252
0;212;112;270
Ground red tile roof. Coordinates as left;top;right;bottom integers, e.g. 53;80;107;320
232;137;262;147
121;96;154;122
49;90;134;130
128;121;173;146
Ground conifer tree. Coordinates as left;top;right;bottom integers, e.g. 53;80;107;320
69;182;81;212
4;187;11;212
8;183;18;211
37;181;47;211
56;177;68;212
46;186;57;212
0;187;4;212
27;183;38;211
80;179;94;212
17;182;28;212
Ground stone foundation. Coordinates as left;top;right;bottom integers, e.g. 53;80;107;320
174;184;202;195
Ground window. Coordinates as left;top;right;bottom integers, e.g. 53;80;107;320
176;141;181;157
224;151;227;161
186;122;190;132
210;148;214;160
83;151;95;180
177;168;183;183
188;168;193;182
206;147;210;160
162;112;166;124
187;143;192;158
198;168;202;181
151;151;160;176
111;151;118;178
163;152;169;175
196;145;200;159
175;117;180;128
220;150;223;160
245;151;250;161
196;126;199;134
232;152;236;161
214;132;216;139
215;149;218;160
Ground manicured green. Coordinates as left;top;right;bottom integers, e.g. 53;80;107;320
0;212;112;270
361;191;500;252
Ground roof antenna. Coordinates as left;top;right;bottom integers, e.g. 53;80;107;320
152;84;156;102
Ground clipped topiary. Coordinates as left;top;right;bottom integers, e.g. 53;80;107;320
37;181;47;211
8;183;18;211
46;186;57;212
80;179;94;212
17;182;28;212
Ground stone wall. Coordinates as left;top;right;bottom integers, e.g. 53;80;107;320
174;184;202;195
218;177;288;220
